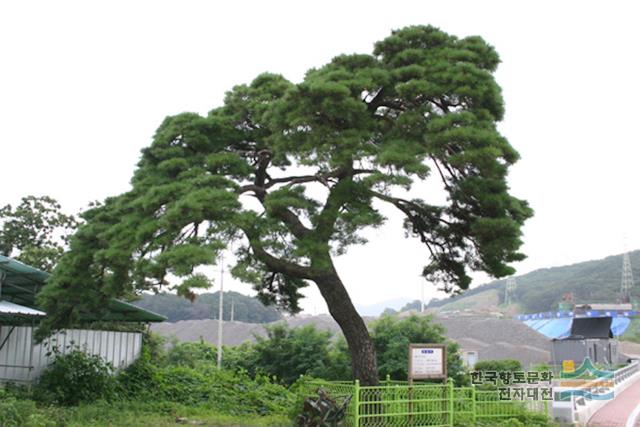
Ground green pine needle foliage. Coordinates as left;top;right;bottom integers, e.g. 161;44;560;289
37;26;532;353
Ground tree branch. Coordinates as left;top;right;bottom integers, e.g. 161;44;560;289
242;231;316;280
370;191;452;254
239;167;378;241
265;169;376;189
314;173;351;243
266;174;329;188
236;185;266;196
430;156;454;193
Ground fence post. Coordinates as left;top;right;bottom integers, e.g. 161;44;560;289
354;379;360;427
471;384;477;424
386;374;390;386
448;378;454;427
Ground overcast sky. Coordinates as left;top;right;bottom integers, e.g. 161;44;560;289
2;1;639;314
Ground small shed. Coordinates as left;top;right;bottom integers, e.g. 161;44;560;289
517;304;637;367
0;255;165;384
551;316;619;366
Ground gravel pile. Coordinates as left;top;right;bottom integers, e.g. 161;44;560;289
151;314;343;346
435;314;551;367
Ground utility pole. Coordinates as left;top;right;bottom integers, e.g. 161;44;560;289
420;279;425;313
216;252;224;369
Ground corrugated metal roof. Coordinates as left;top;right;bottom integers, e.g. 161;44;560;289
0;255;165;323
0;300;46;316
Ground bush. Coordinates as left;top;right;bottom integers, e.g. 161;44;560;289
323;337;352;381
116;357;296;417
0;392;60;427
474;412;555;427
117;346;158;398
149;365;295;415
530;363;551;372
371;314;468;385
34;349;117;405
0;395;36;427
221;342;258;373
164;340;217;368
251;323;337;384
220;316;469;385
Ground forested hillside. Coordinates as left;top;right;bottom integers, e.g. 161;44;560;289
132;291;282;323
427;251;640;313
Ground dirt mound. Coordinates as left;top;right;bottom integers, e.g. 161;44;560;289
151;314;342;346
435;313;550;367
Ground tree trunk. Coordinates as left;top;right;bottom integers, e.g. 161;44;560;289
314;268;379;386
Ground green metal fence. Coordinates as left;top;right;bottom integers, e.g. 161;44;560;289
299;377;549;427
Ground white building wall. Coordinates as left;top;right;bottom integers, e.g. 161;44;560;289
0;326;142;383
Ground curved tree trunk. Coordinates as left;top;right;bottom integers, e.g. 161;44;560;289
244;228;379;384
314;269;379;386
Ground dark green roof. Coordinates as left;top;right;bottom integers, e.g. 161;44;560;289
0;255;165;323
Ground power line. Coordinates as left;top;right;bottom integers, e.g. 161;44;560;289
505;277;517;305
621;251;634;303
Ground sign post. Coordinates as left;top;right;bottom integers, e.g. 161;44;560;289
408;343;447;384
407;344;448;426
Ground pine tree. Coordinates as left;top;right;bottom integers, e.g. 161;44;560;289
38;26;532;385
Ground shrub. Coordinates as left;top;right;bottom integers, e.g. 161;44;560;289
0;395;35;427
323;337;352;381
149;365;295;415
164;340;217;368
370;314;468;385
0;394;60;427
530;363;551;372
117;346;159;398
221;342;258;373
251;323;337;384
474;411;555;427
34;349;117;405
142;331;167;364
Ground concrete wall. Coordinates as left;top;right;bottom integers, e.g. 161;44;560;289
0;326;142;383
552;338;619;366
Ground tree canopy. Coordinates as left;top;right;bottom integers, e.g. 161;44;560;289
0;195;77;271
39;25;532;384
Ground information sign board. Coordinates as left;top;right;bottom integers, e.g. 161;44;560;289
408;343;447;381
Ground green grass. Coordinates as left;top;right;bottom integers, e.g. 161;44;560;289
1;398;291;427
66;411;290;427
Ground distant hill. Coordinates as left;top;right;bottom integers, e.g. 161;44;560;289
426;251;640;314
132;291;282;323
355;297;412;316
